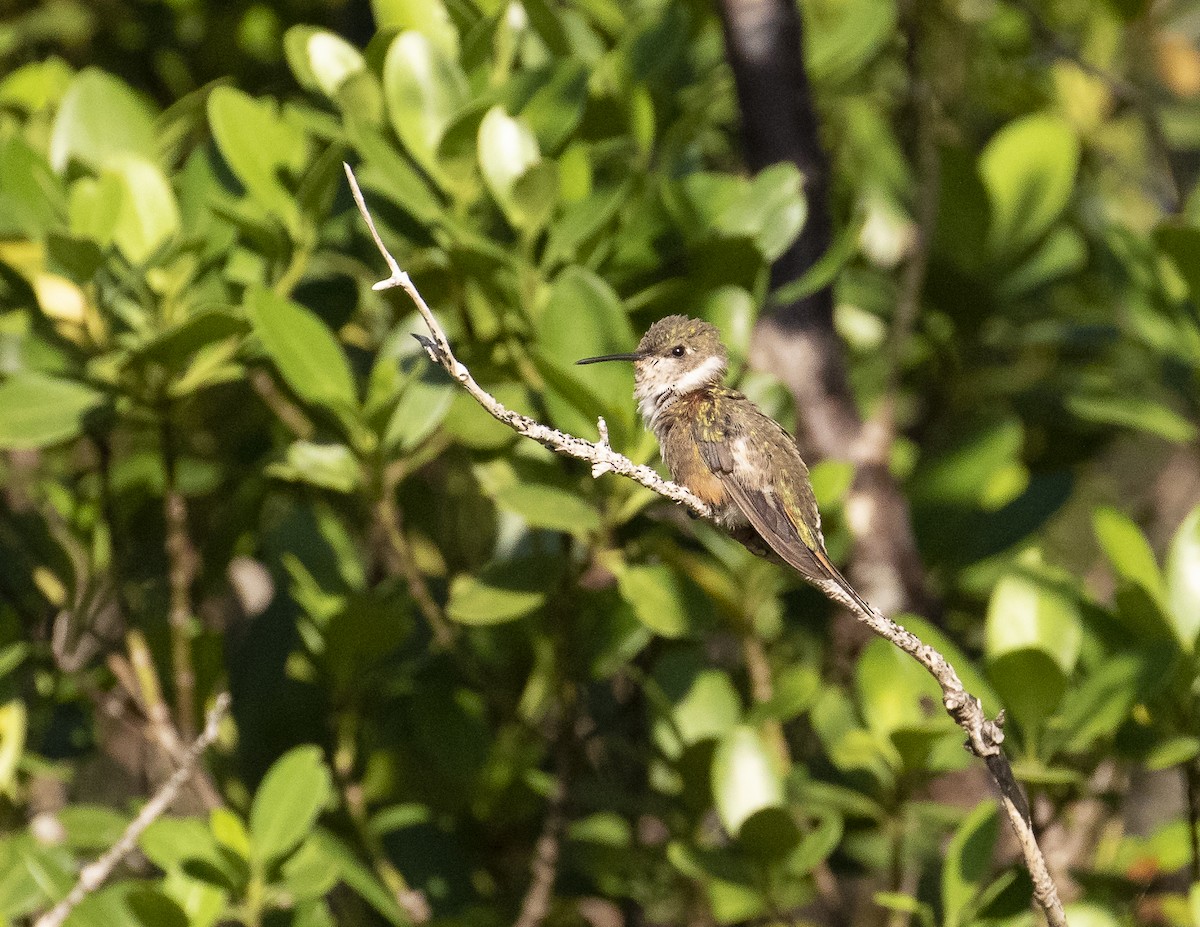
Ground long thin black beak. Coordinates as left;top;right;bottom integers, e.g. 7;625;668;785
575;352;643;365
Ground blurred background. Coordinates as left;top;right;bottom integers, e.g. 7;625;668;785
1;0;1200;925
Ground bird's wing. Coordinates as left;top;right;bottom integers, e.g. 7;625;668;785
694;398;873;615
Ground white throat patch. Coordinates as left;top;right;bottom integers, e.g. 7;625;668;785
672;354;726;394
634;354;726;431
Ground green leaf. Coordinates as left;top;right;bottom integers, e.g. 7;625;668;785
986;551;1082;671
0;373;104;450
1154;224;1200;303
306;830;409;926
280;835;341;901
49;68;157;171
130;309;249;373
1044;649;1172;756
249;745;334;866
1066;392;1197;443
68;172;122;248
383;30;468;183
1093;507;1166;601
719;163;807;261
985;550;1082;730
784;809;844;875
0;701;26;800
653;657;742;751
535;265;636;442
207;87;307;224
1143;735;1200;771
285;27;366;99
247;286;357;415
267;441;363;493
0;136;65;237
520;60;588;153
446;557;553;625
615;563;690;638
804;0;898;84
771;213;864;306
745;665;820;725
478;105;537;202
492;483;601;537
371;0;459;57
980;113;1080;259
1165;505;1200;651
383;363;455;453
942;801;999;927
855;637;950;739
711;726;784;835
995;226;1087;298
57;805;129;851
103;155;181;263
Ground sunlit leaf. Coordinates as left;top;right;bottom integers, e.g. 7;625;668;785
246;286;357;415
249;745;333;865
1165;505;1200;651
0;372;104;450
615;563;690;638
446;557;553;625
49;68;156;171
985;550;1082;730
371;0;459;57
285;26;366;99
493;483;601;537
711;726;785;834
207;86;307;224
980;113;1080;259
383;30;468;182
1093;507;1166;601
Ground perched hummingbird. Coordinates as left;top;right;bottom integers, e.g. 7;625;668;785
577;314;869;613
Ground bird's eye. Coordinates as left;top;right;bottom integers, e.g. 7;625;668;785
671;345;685;357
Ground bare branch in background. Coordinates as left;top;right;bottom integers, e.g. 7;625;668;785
34;693;230;927
160;418;199;739
344;164;1069;927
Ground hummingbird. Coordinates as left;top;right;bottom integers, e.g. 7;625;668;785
577;314;870;613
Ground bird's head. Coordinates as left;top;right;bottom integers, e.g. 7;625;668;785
576;315;728;398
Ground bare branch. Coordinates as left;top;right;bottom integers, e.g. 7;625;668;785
513;737;569;927
343;163;1068;927
160;418;198;739
34;693;230;927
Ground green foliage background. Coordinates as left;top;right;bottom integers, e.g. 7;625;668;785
1;0;1200;925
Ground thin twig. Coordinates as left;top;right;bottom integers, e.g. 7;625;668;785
110;632;223;809
250;369;317;440
513;728;570;927
34;693;230;927
332;715;431;923
160;418;198;739
376;465;455;649
343;163;1068;927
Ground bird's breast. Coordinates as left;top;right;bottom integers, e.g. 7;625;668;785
660;428;733;511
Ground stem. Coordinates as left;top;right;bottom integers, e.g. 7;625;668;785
160;417;198;739
375;466;455;649
333;714;431;923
